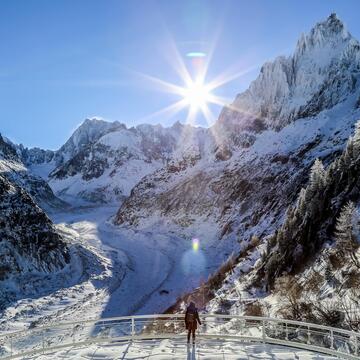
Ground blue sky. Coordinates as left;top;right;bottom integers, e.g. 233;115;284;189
0;0;359;149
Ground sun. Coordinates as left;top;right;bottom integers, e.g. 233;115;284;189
182;78;212;112
131;37;255;126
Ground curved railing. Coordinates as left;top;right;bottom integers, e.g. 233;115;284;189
0;314;359;359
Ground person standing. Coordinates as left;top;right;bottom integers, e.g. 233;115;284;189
185;301;201;345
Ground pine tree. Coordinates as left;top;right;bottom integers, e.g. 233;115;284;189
352;120;360;160
296;188;307;217
343;137;354;166
306;159;326;218
335;201;360;267
309;159;326;191
342;120;360;167
260;123;360;289
335;201;356;250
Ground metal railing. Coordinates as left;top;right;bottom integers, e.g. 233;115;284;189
0;314;359;359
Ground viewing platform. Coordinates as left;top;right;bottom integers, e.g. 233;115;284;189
0;315;358;359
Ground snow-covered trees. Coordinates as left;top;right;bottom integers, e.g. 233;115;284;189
260;120;360;288
335;201;360;267
262;158;328;285
304;158;327;218
309;159;326;189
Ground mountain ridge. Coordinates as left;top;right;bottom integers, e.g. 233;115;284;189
218;13;360;133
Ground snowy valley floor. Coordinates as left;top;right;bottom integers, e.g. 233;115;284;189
30;339;336;359
0;203;226;332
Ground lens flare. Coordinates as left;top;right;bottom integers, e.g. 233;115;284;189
186;52;207;58
192;238;200;252
181;239;206;276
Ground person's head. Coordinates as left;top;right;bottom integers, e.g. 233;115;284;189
188;301;196;310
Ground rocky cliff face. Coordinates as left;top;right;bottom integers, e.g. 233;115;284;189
0;171;71;307
0;134;73;308
0;174;70;275
0;135;67;210
217;14;360;132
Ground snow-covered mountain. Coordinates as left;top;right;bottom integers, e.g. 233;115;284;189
0;171;71;307
218;13;360;133
19;118;124;172
49;121;178;202
114;14;360;238
197;122;360;330
0;134;74;307
22;118;213;203
0;135;67;210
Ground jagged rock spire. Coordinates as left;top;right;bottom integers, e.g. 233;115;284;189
295;13;350;57
218;14;360;132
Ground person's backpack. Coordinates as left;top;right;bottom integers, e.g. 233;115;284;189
186;311;195;325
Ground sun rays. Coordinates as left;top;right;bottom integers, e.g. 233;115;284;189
128;31;257;128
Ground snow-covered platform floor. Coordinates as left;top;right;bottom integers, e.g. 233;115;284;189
32;339;336;359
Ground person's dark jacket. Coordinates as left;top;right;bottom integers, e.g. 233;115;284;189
185;302;201;330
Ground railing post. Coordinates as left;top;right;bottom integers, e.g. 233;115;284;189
72;325;76;344
131;317;135;338
330;330;334;350
307;326;311;345
42;330;45;354
355;335;358;356
285;323;289;341
262;320;266;342
10;336;13;357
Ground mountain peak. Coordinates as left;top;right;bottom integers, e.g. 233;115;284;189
58;118;125;158
313;13;348;39
296;13;350;55
220;14;360;133
322;13;347;34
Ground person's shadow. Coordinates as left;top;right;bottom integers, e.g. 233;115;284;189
187;344;196;360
